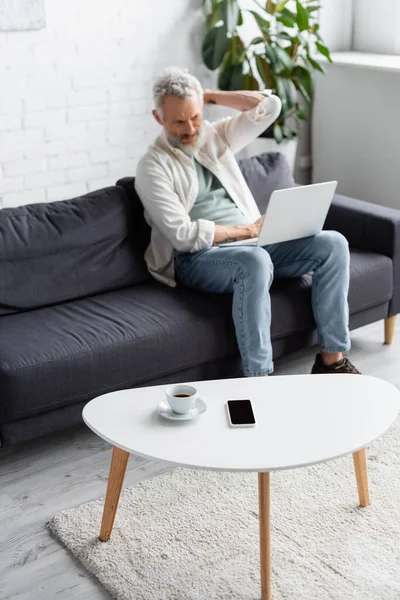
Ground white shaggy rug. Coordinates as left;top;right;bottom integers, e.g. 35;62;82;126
48;416;400;600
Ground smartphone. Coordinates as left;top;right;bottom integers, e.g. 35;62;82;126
227;399;256;428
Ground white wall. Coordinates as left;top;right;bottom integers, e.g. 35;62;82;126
0;0;216;208
0;0;364;208
313;0;400;209
290;0;353;184
353;0;400;54
312;62;400;209
318;0;353;51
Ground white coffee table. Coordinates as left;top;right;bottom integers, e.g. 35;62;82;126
83;374;400;600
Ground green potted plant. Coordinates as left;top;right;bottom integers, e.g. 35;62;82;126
201;0;333;165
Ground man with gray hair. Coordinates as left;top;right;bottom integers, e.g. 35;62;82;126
134;67;360;377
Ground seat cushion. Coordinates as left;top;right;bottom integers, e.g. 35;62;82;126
0;250;392;424
0;283;237;423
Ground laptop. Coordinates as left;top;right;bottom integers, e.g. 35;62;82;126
219;181;338;247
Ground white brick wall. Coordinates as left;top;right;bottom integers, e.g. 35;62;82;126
0;0;216;208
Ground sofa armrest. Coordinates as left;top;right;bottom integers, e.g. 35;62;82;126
324;193;400;317
117;176;151;252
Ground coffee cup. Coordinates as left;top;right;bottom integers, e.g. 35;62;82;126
166;384;199;414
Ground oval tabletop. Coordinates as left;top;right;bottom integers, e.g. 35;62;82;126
82;374;400;472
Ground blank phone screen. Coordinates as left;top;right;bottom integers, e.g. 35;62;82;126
227;400;255;425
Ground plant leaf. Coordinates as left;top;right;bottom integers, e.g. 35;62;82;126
230;64;245;88
246;9;271;34
296;105;307;120
275;76;288;111
277;31;293;41
273;123;283;143
255;55;274;88
265;0;276;15
276;0;290;10
274;46;293;71
282;78;298;107
276;15;295;27
307;4;321;13
237;10;243;26
281;7;297;21
249;36;265;46
202;25;229;70
206;8;222;31
296;0;309;31
230;34;246;64
276;77;298;116
282;7;297;17
264;45;278;68
293;79;312;104
306;54;326;73
315;42;332;63
243;72;260;90
292;65;314;98
220;0;240;35
218;63;244;90
281;124;294;138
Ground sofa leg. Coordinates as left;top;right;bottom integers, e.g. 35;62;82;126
384;315;397;345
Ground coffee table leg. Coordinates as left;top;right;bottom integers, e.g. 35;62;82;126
352;448;370;507
99;446;130;541
258;472;271;600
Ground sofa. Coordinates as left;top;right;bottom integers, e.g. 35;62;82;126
0;152;399;448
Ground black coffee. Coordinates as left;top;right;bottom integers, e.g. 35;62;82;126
173;394;190;398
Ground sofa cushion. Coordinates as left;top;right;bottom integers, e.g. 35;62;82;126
237;151;295;213
0;283;237;423
0;248;392;424
0;187;149;316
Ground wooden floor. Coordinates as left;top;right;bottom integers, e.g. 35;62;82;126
0;319;398;600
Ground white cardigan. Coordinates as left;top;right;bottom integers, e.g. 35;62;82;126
134;93;282;287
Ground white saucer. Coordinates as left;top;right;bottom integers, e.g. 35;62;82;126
157;398;207;421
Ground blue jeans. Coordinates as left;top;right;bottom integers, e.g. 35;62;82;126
174;231;351;376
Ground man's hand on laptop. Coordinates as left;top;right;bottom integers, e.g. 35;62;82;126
213;216;264;246
250;215;264;237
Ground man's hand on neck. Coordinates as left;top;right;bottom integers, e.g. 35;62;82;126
203;89;270;112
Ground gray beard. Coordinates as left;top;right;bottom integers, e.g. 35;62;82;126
166;126;204;158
